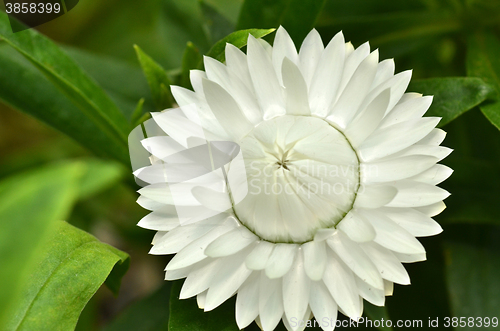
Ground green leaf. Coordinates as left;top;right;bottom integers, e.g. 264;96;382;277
0;46;129;165
236;0;326;44
180;42;202;90
206;28;275;63
0;13;130;148
6;221;129;331
103;283;172;331
467;31;500;130
408;77;493;126
168;280;239;331
63;46;155;120
363;303;392;331
134;45;175;110
445;240;500;320
0;163;83;328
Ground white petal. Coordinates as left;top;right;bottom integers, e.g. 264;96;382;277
166;218;237;270
359;70;412;117
246;241;275;270
273;26;299;85
151;110;207;148
358;117;441;162
314;228;336;242
259;273;284;331
309;31;345;117
204;251;253;311
344;88;390;147
362;155;439;183
205;227;258;257
138;210;179;231
323;251;361;320
204;56;262;124
282;57;311;116
283;250;310;329
384;145;453;162
298;29;324;87
371;58;395;88
387;180;450;207
150;222;214;255
202;79;254;141
191;186;232;212
417;128;446;146
225;43;254;91
197;291;207;309
409;164;453;185
302;240;327;281
138;183;196;206
247;35;285;119
338;210;376;242
360;241;411;285
137;195;165;211
236;272;260;329
337;42;370;97
327;231;384;290
384;280;394;296
354;185;397;209
394;252;426;263
360;210;426;254
309;281;337;331
355;276;385;306
140;136;184;161
180;259;217;298
379;95;433;128
190;69;207;96
266;244;298;278
415;201;446;217
382;207;443;237
165;265;193;280
328;49;379;128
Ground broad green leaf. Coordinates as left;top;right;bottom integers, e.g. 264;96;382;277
63;46;155;120
363;303;392;331
168;280;239;331
135;45;175;110
180;42;202;90
237;0;326;44
445;240;500;321
103;283;172;331
0;46;129;165
0;13;130;148
478;102;500;131
0;163;83;328
206;28;275;63
6;221;130;331
200;0;235;45
467;31;500;130
408;77;493;126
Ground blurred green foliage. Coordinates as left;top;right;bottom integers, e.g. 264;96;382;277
0;0;500;330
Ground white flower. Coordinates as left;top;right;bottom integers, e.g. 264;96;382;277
133;26;452;331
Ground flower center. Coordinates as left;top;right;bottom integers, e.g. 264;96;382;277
233;115;360;243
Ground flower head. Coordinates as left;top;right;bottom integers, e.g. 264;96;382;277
133;26;452;331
